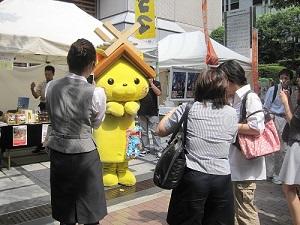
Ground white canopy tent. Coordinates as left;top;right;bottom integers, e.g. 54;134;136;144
0;0;115;112
158;31;251;70
157;31;252;106
0;0;158;111
0;0;113;64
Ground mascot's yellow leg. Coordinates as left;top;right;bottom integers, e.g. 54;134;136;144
103;162;118;187
117;161;136;186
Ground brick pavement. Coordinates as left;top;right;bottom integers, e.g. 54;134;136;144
256;181;292;225
0;151;294;225
102;194;169;225
99;182;292;225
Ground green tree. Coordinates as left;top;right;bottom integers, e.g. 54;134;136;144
272;0;300;9
256;7;300;64
210;26;225;45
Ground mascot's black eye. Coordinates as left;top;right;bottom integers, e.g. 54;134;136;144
107;78;114;85
134;78;140;84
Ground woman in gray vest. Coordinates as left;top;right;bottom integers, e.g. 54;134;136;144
46;39;107;225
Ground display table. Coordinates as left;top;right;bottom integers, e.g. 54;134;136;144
0;123;50;169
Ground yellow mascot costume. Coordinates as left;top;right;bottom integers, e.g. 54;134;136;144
93;28;156;187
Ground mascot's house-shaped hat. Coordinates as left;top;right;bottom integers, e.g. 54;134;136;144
93;43;156;80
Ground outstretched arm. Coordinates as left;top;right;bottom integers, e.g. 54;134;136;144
150;80;162;96
279;90;293;123
30;82;39;99
156;108;176;137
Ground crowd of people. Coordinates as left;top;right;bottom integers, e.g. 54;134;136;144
157;61;300;225
29;38;299;225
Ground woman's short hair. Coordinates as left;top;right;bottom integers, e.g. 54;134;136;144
67;38;96;75
218;60;247;86
194;69;228;109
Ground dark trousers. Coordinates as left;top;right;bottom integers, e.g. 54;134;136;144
167;168;234;225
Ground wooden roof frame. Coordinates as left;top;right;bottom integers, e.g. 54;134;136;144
94;21;141;57
93;43;156;79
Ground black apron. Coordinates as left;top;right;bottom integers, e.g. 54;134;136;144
50;149;107;224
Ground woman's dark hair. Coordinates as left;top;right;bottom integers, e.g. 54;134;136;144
67;38;96;75
218;60;247;86
194;69;228;109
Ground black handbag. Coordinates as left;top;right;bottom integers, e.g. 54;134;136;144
153;103;192;190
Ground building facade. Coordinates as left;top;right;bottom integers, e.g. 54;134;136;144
58;0;97;17
223;0;274;17
54;0;222;40
0;0;222;40
96;0;222;40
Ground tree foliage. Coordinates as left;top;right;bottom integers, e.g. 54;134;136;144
272;0;300;9
210;26;225;45
256;7;300;64
259;64;286;80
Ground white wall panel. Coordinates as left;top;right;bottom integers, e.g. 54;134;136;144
99;0;127;19
157;0;175;21
207;0;222;30
175;0;201;27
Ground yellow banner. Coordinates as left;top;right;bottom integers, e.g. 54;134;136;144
135;0;156;39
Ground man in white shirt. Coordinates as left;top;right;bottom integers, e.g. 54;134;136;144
30;65;55;112
264;69;293;184
30;65;55;153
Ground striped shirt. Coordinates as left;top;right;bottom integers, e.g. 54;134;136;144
164;102;238;175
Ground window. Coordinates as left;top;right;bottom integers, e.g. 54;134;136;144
58;0;96;17
223;0;229;12
253;0;263;5
231;0;239;10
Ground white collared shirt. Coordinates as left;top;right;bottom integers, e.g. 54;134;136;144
232;84;265;132
46;73;106;129
230;84;266;181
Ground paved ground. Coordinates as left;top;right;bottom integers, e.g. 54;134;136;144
0;149;293;225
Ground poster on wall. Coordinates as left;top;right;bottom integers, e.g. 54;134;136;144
13;125;27;146
186;72;199;98
169;68;200;101
171;71;186;99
